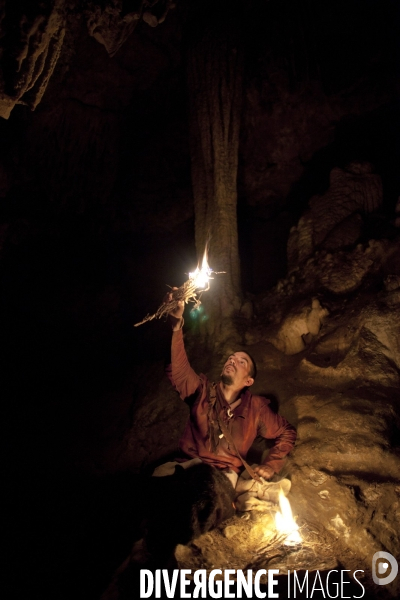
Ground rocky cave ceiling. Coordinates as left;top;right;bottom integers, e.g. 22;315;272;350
2;1;400;599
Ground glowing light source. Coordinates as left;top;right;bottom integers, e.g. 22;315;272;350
275;490;302;546
189;247;213;290
134;243;224;327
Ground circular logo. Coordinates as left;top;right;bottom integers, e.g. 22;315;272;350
372;551;398;586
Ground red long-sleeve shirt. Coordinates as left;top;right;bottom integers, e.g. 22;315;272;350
166;329;297;474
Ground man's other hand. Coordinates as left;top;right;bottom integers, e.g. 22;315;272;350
253;464;274;480
165;288;185;330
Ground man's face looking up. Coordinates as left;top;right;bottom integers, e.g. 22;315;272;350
221;352;255;389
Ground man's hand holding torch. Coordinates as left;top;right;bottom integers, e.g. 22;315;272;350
165;288;185;331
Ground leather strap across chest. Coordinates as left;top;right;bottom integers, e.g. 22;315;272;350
208;383;262;483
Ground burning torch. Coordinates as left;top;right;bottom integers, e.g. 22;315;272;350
134;247;224;327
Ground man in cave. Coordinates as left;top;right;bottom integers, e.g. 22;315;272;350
160;296;297;488
133;297;297;572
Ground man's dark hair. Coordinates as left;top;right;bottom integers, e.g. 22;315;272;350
243;351;257;379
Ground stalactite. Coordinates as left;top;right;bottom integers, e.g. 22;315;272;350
85;0;176;57
0;0;67;119
85;0;144;57
0;0;176;119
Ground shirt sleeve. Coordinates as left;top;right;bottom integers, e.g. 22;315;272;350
166;328;201;400
257;401;297;473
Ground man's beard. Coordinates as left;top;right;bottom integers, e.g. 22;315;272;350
221;373;234;386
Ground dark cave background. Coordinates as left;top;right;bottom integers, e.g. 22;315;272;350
1;1;399;598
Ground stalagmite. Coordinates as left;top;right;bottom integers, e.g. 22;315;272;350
187;1;244;341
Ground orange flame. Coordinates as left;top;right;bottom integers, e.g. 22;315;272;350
275;489;302;546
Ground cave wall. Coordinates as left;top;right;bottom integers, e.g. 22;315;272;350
238;0;399;291
1;0;398;313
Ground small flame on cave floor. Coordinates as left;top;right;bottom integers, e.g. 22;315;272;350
275;489;302;546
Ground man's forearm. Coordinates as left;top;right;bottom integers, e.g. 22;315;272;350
262;424;297;473
170;315;184;332
169;328;200;399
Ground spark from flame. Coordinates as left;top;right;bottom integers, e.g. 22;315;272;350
189;246;213;289
275;489;302;546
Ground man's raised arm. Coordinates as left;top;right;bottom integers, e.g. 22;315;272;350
165;295;201;400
